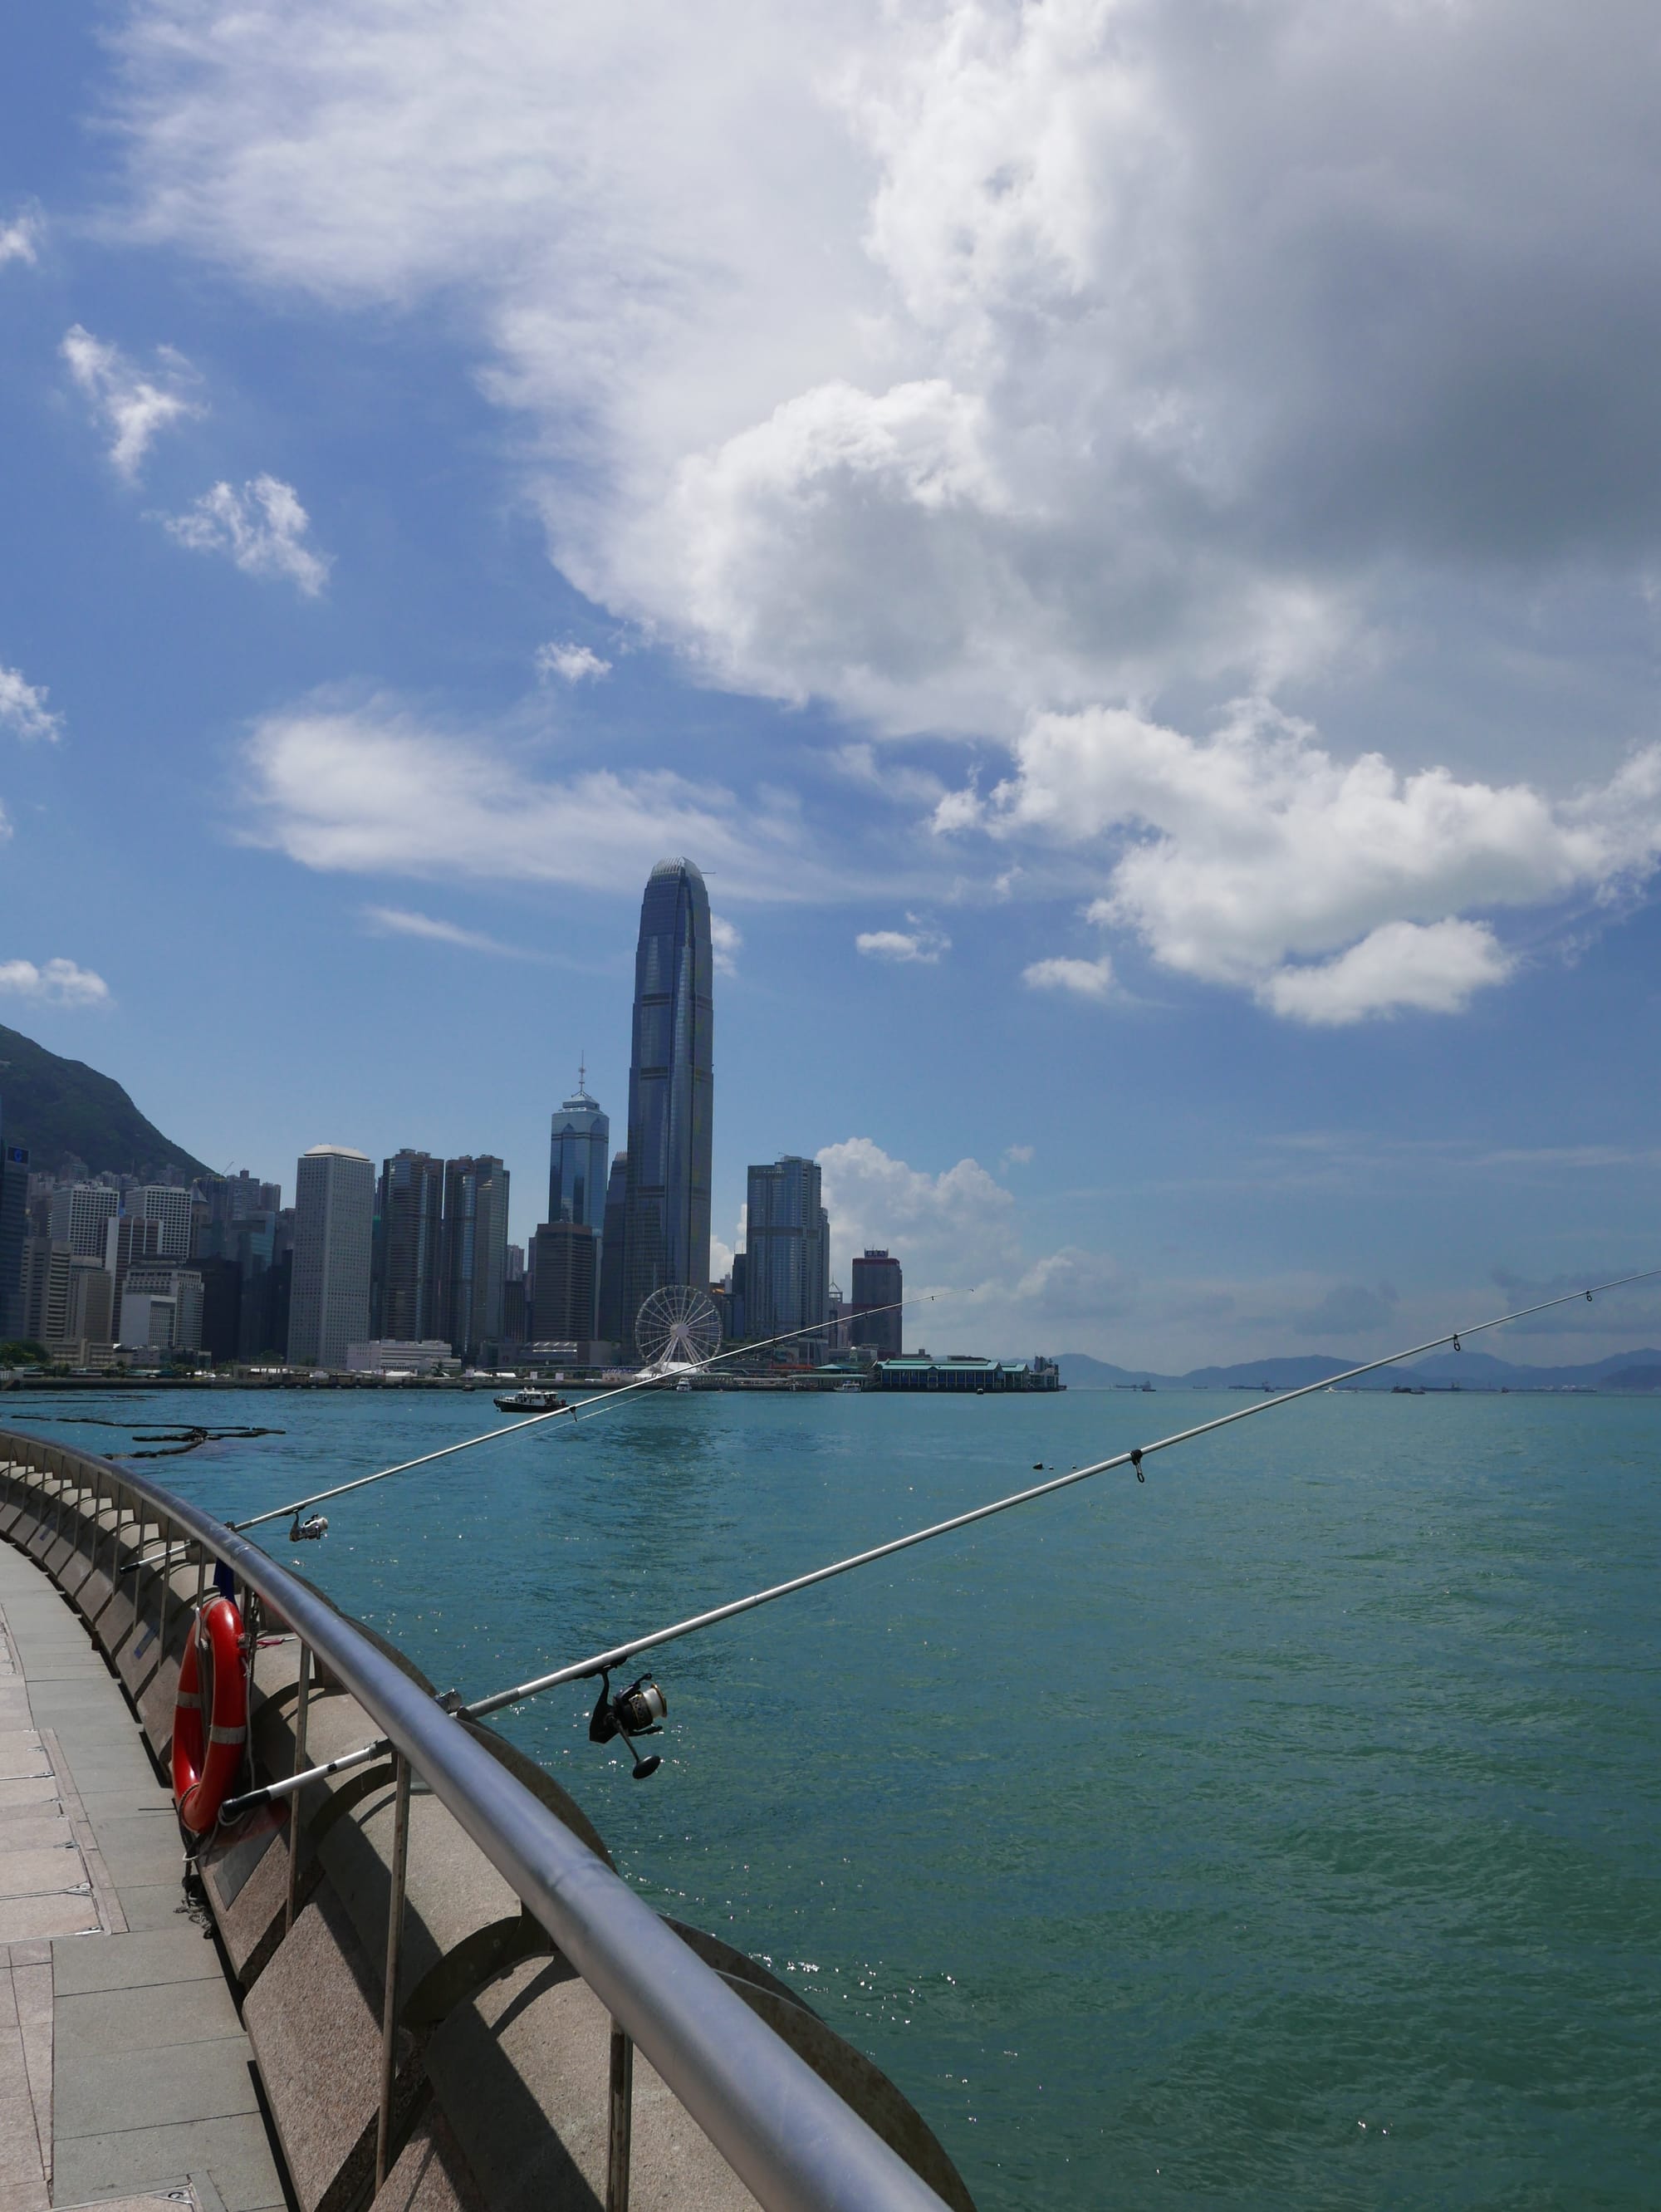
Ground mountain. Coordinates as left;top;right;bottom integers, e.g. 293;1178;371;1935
1056;1346;1661;1392
0;1023;212;1183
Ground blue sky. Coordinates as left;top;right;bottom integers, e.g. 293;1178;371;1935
6;0;1661;1366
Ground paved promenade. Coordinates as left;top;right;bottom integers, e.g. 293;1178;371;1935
0;1538;286;2212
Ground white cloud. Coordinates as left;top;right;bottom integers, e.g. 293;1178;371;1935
0;208;42;267
710;1231;736;1283
61;324;200;479
0;665;62;743
1022;954;1116;1002
1002;1143;1034;1166
536;640;610;683
362;905;538;959
855;917;950;963
110;0;1661;746
709;913;742;975
239;693;838;901
947;700;1661;1022
0;959;110;1007
163;475;331;595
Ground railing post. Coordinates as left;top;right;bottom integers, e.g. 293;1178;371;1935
375;1753;413;2190
607;2022;635;2212
286;1642;311;1932
156;1515;174;1666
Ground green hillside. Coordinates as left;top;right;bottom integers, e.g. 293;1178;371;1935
0;1022;212;1182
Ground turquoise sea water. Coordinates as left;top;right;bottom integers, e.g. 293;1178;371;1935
5;1384;1659;2210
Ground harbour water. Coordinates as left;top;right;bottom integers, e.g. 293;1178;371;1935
6;1385;1659;2209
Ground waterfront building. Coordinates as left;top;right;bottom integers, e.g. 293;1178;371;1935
48;1183;120;1258
443;1155;510;1360
196;1253;243;1363
120;1264;205;1354
622;859;713;1355
287;1145;375;1370
744;1157;830;1346
595;1152;628;1346
874;1353;1061;1392
530;1220;598;1346
19;1240;71;1345
851;1249;904;1361
548;1073;610;1230
344;1339;457;1375
374;1150;446;1343
0;1127;28;1339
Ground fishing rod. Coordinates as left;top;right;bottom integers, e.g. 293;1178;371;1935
224;1289;950;1539
220;1262;1659;1817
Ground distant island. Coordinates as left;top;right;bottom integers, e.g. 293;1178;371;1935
1056;1349;1661;1393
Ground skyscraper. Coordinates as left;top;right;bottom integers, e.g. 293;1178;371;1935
530;1221;598;1346
0;1125;28;1341
548;1072;610;1233
287;1146;375;1369
130;1185;194;1261
48;1184;119;1258
622;858;713;1356
851;1249;904;1361
443;1155;510;1360
374;1150;446;1342
595;1152;629;1347
745;1156;830;1346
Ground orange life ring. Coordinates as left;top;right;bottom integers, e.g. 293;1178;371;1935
172;1596;248;1836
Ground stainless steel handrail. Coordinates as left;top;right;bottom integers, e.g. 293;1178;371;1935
0;1431;953;2212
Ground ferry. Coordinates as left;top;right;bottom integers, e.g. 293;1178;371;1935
493;1385;569;1413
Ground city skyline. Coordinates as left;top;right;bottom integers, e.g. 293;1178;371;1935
10;4;1661;1368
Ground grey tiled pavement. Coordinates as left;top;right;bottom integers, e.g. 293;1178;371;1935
0;1538;286;2212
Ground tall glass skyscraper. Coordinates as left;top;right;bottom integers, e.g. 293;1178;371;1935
621;857;713;1354
547;1075;610;1234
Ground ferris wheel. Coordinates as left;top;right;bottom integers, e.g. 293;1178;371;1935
635;1283;723;1375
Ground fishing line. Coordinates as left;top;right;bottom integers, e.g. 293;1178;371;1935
222;1262;1659;1817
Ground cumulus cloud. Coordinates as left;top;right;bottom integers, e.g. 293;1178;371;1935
0;665;62;743
1022;954;1116;1002
109;0;1661;738
238;693;839;901
61;324;200;478
855;915;950;963
0;959;110;1007
0;207;42;267
708;914;742;975
536;640;611;683
162;475;331;595
945;700;1661;1021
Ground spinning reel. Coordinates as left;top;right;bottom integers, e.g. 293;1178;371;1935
288;1512;329;1543
589;1669;668;1779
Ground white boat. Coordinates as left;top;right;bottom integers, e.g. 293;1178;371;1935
494;1387;569;1414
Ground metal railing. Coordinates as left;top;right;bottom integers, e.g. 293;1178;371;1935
0;1430;954;2212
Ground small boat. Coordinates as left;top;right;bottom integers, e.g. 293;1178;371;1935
494;1387;568;1414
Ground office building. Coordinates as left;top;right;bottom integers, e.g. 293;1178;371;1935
374;1150;446;1343
345;1340;457;1375
20;1240;71;1346
745;1157;830;1346
530;1220;598;1346
622;859;713;1355
130;1185;194;1260
851;1249;904;1361
120;1264;205;1354
49;1184;120;1258
443;1155;510;1360
287;1146;375;1370
0;1129;27;1340
548;1073;610;1231
105;1214;166;1318
198;1170;282;1228
197;1254;243;1363
595;1153;629;1346
237;1210;294;1361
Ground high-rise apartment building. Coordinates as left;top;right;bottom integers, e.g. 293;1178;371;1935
744;1156;830;1346
443;1155;510;1360
530;1221;598;1346
851;1249;904;1361
49;1183;120;1258
595;1153;628;1346
287;1146;375;1370
374;1150;446;1343
622;859;713;1355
